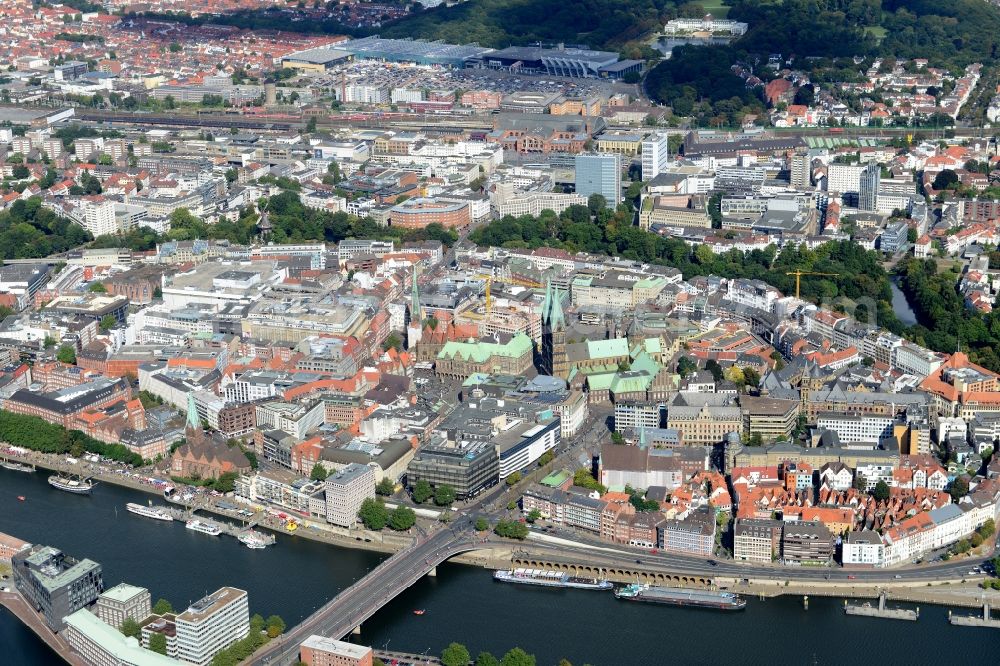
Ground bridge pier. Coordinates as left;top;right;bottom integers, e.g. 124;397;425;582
428;566;437;577
352;625;362;636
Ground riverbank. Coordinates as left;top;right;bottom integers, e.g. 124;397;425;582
7;449;998;611
1;448;511;568
726;579;1000;609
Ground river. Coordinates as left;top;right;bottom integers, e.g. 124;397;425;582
890;277;919;327
2;468;999;665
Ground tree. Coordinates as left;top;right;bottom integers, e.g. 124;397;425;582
476;653;501;666
873;479;891;501
932;169;958;191
152;598;173;615
87;281;107;293
382;332;403;352
500;648;536;666
494;519;529;540
526;508;542;523
358;497;389;530
742;367;761;389
265;614;285;638
505;472;522;487
705;359;724;382
250;613;265;633
475;516;489;532
213;471;237;494
149;632;168;655
56;344;76;365
950;476;970;501
413;479;433;503
587;193;607;214
853;475;868;491
434;484;456;506
610;431;625;445
119;617;141;639
441;642;471;666
676;356;696;378
375;477;395;496
305;117;317;133
310;463;328;481
99;315;117;332
388;505;416;531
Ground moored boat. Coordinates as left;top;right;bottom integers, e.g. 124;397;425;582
493;568;613;591
614;583;746;610
48;475;94;494
126;503;174;522
185;519;222;536
1;460;35;473
238;530;271;549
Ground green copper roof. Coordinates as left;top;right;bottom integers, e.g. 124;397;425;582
586;338;630;360
438;332;533;363
586;372;617;391
610;370;653;394
630;351;660;377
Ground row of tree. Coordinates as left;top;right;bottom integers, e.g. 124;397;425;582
0;409;143;466
439;642;592;666
358;497;417;531
470;205;900;325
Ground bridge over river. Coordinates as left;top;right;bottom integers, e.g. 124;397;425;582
248;515;481;665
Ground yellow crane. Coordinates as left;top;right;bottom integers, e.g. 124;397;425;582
785;270;839;299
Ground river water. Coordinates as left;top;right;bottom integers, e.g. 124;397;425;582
2;468;998;665
890;278;919;327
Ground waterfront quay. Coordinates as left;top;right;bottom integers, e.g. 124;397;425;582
0;589;85;666
4;465;1000;666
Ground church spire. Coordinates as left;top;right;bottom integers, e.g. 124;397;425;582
541;278;553;326
186;392;200;431
550;285;565;332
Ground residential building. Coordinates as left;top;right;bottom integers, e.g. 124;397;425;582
324;463;376;527
174;587;250;666
734;518;782;564
658;509;716;556
842;530;885;569
97;584;152;630
781;520;835;565
641;132;670;181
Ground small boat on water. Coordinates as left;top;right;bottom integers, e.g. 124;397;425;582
126;502;174;522
17;496;25;502
48;475;95;495
1;460;35;473
238;530;272;549
413;609;426;616
186;519;222;536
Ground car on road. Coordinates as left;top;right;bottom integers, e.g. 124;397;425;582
707;560;717;566
847;575;857;579
894;575;902;579
635;559;642;564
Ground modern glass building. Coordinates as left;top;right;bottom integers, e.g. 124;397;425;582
574;153;621;207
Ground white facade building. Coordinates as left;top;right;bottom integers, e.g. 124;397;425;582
174;588;250;666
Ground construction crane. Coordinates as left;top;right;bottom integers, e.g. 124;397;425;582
785;270;839;299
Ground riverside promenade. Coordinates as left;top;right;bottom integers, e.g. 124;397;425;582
0;589;85;666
